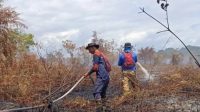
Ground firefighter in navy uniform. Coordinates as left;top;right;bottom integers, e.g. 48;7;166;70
84;43;111;112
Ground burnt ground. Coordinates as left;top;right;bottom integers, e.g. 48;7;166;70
1;66;200;112
59;67;200;112
55;72;200;112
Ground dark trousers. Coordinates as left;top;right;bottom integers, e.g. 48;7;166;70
93;77;109;100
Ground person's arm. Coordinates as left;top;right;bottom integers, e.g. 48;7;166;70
133;52;138;63
118;53;124;66
87;55;99;76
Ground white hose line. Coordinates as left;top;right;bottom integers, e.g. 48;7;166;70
53;76;85;103
1;104;45;112
1;76;85;112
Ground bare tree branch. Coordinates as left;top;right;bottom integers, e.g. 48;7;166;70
139;1;200;67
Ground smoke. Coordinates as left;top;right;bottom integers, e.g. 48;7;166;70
137;62;153;81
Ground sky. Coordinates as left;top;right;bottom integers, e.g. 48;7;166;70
4;0;200;51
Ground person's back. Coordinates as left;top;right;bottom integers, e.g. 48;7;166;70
118;48;137;71
118;42;138;96
93;50;110;80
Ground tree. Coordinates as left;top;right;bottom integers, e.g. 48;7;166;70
153;53;164;65
12;31;35;52
171;53;182;65
138;47;155;64
0;1;26;65
62;40;76;64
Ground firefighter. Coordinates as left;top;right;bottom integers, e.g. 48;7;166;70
84;43;111;111
118;42;138;96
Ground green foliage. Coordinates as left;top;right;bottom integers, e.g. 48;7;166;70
11;31;35;52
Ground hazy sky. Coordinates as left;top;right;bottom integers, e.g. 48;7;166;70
5;0;200;51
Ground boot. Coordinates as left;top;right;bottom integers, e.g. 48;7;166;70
102;98;111;112
95;99;103;112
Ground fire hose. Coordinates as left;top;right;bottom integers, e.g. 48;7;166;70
53;76;85;103
1;75;86;112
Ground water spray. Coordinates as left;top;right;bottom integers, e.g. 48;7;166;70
137;62;153;81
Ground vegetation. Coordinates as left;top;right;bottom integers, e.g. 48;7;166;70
1;0;200;112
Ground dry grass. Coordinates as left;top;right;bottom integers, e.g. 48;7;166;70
1;51;200;112
0;53;86;106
